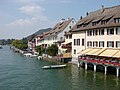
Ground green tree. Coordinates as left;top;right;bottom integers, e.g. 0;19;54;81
12;40;28;50
46;44;58;56
35;46;45;55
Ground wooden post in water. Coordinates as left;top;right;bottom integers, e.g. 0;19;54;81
78;62;80;67
94;64;96;72
116;67;119;77
85;62;87;70
104;66;107;75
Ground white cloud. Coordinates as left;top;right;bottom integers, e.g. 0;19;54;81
19;4;45;15
8;15;48;27
7;4;48;27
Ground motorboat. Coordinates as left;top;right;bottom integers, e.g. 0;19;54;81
42;64;66;69
0;46;3;49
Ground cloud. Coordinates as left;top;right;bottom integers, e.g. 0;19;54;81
7;4;48;27
8;15;48;27
19;4;45;15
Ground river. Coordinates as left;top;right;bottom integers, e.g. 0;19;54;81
0;46;120;90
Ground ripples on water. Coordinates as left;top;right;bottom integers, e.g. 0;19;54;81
0;46;120;90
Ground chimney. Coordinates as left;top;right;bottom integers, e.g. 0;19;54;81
80;16;82;20
67;17;70;21
101;5;104;13
61;18;65;23
86;12;89;16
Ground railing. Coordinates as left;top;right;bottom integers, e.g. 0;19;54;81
78;57;120;66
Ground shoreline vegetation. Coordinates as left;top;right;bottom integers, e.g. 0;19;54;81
10;44;63;64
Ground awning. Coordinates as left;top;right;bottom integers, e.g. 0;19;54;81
78;48;92;54
112;51;120;58
61;48;67;51
92;48;106;56
85;48;101;55
62;41;71;45
99;49;119;57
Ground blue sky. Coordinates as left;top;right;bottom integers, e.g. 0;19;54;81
0;0;120;39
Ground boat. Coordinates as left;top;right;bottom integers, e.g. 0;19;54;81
24;52;38;58
0;45;3;49
42;64;66;69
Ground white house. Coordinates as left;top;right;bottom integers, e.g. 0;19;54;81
71;5;120;64
43;18;76;47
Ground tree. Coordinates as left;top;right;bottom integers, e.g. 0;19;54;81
35;46;45;55
12;40;28;50
46;44;58;56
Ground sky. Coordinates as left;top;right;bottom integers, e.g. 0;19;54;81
0;0;120;39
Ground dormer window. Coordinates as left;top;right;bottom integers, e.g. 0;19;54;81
77;24;82;28
101;20;107;25
92;22;98;26
114;18;120;23
101;16;113;25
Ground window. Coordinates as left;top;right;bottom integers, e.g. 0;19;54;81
74;39;76;45
116;28;120;35
74;49;76;54
74;39;80;46
87;41;92;47
90;31;92;36
107;28;114;35
93;30;98;36
87;31;89;36
114;18;120;23
60;37;63;40
82;39;85;46
69;35;72;39
90;42;92;47
99;41;104;47
77;24;82;28
66;35;68;39
93;41;98;47
116;41;120;48
77;39;80;46
72;21;74;23
95;30;98;35
69;26;71;29
99;29;104;35
92;22;97;26
107;41;114;47
87;30;92;36
101;20;107;25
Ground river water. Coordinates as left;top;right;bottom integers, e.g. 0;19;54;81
0;46;120;90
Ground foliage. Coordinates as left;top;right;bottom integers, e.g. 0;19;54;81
0;39;15;45
12;39;28;50
46;44;58;56
35;46;45;55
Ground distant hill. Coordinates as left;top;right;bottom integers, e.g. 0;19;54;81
27;28;52;41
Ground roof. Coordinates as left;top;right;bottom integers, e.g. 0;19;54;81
72;5;120;32
45;18;73;38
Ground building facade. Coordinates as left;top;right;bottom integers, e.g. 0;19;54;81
71;5;120;63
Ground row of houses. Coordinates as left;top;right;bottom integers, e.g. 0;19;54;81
28;5;120;65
